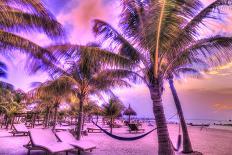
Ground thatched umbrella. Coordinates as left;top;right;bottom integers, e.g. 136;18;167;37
123;104;136;123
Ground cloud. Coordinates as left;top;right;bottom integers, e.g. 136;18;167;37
213;103;232;111
56;0;120;44
207;63;232;77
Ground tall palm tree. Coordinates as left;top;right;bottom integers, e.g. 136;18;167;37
0;0;64;66
93;1;232;154
166;62;207;153
30;43;137;140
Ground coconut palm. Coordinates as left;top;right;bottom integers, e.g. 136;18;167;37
29;43;137;140
30;76;76;129
93;0;232;154
0;0;64;68
102;97;124;133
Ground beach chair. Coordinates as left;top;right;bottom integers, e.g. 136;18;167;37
128;123;145;133
24;129;74;155
54;125;75;132
87;127;103;133
56;131;96;155
10;123;29;136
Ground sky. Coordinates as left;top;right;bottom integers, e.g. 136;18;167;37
1;0;232;122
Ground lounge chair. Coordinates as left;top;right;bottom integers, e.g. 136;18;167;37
56;131;96;155
128;123;145;133
87;127;108;133
24;129;74;155
10;123;29;136
54;125;75;131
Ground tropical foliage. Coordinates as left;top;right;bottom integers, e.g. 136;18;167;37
29;76;77;128
0;82;24;128
102;97;124;133
0;0;64;72
29;42;135;139
92;0;232;154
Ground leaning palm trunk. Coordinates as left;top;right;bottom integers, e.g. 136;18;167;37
168;78;193;153
76;96;84;140
149;80;174;155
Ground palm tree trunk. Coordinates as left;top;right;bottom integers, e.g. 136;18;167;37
168;78;193;153
96;115;99;124
52;103;58;130
149;81;175;155
77;96;84;140
82;113;85;130
44;107;49;128
110;117;113;134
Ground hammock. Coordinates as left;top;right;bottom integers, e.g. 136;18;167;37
92;121;156;141
92;113;182;151
173;134;181;151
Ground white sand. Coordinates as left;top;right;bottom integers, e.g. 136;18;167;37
0;124;232;155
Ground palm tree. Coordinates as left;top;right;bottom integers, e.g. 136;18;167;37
93;1;232;154
102;97;123;133
167;63;207;153
30;76;76;129
30;43;136;140
0;0;64;67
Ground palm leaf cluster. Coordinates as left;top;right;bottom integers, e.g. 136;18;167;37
0;0;65;71
93;0;232;81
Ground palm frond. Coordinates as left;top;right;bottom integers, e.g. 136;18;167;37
171;0;232;53
47;44;133;69
173;67;204;79
0;10;64;38
93;69;143;84
3;0;53;16
164;36;232;76
94;19;141;61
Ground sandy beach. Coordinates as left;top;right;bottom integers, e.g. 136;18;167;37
0;124;232;155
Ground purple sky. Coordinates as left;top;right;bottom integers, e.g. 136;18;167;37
1;0;232;121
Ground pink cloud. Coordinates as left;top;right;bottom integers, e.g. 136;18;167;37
57;0;120;44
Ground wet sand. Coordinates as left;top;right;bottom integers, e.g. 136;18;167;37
0;124;232;155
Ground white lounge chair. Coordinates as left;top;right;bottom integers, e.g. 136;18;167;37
24;129;74;155
56;131;96;155
55;125;75;131
10;123;29;136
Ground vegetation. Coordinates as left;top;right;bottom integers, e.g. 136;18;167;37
0;82;24;128
93;0;232;154
29;43;135;139
102;97;124;133
0;0;65;80
30;77;76;129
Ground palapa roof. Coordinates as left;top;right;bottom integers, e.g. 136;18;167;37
123;104;137;116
